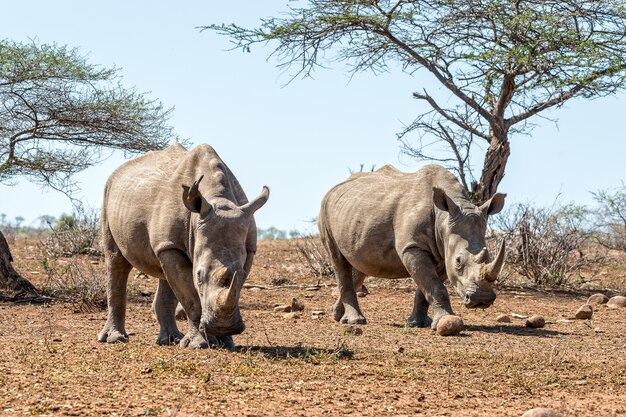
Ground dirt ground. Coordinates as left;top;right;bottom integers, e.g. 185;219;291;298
1;237;625;417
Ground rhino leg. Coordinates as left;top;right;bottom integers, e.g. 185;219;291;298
153;279;184;346
157;250;208;349
402;249;454;329
98;237;132;344
330;256;367;325
406;289;432;328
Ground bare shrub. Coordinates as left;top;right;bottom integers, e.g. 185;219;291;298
40;255;106;312
290;233;334;278
592;184;626;251
41;206;102;257
493;202;604;287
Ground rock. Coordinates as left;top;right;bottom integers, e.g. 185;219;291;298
291;298;305;312
511;313;529;319
304;286;320;292
175;304;187;321
525;315;545;329
311;310;325;316
575;303;593;320
356;284;370;298
496;313;511;323
273;304;292;313
344;325;363;336
140;290;152;297
587;293;609;306
283;312;301;320
521;408;564;417
607;295;626;309
436;315;464;336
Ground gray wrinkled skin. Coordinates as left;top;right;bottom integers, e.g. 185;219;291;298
98;144;269;349
318;164;505;329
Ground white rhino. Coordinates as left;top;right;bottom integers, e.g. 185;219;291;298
318;164;505;328
98;144;269;348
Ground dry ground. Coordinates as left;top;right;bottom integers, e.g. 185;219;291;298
1;237;625;417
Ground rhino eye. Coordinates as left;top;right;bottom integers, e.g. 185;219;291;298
455;255;463;270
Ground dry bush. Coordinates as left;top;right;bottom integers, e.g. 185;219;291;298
40;255;106;312
492;202;604;287
290;233;334;278
592;184;626;252
41;206;102;257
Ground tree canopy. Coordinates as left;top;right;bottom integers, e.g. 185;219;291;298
206;0;626;202
0;39;177;193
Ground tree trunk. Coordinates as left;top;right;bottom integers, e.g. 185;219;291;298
0;229;37;294
474;134;511;204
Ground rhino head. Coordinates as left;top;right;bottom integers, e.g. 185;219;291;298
433;187;506;309
182;175;269;336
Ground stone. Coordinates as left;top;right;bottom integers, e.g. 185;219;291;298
283;312;301;320
607;295;626;308
311;310;325;316
496;313;511;323
521;408;564;417
175;304;187;321
525;315;545;329
575;303;593;320
436;315;464;336
273;304;292;313
291;298;305;312
587;293;609;306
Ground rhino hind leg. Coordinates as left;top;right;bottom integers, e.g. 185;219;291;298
98;244;133;344
330;255;367;325
153;279;185;346
406;289;432;328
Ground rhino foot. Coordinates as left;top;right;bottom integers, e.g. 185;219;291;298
340;315;367;325
406;315;432;328
156;329;184;346
179;332;209;349
97;328;128;344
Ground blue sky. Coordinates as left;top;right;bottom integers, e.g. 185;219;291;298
1;1;625;232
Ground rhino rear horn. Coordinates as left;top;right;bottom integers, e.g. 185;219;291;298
241;186;270;216
481;239;506;282
182;175;204;213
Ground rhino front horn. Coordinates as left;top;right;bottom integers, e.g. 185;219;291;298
482;239;506;283
217;272;239;312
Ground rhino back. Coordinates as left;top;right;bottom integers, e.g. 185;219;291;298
319;164;464;278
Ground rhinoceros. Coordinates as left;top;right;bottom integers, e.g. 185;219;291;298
97;144;269;348
318;164;505;328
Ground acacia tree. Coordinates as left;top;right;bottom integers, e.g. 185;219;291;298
206;0;626;201
0;39;177;294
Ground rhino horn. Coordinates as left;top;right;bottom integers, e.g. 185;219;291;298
218;271;239;312
241;186;270;216
481;239;505;282
182;175;204;213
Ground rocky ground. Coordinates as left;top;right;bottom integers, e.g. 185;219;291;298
1;237;625;416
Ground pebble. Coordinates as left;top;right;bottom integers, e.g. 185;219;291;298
291;298;305;312
607;295;626;308
587;293;609;306
273;304;292;313
575;303;593;320
496;313;511;323
436;315;464;336
521;408;564;417
525;315;545;329
311;310;325;316
344;325;363;336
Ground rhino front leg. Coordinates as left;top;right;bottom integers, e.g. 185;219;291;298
402;248;454;329
98;237;132;344
153;279;184;345
157;250;208;349
406;289;432;328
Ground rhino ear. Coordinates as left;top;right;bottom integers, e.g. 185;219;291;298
182;175;204;214
433;187;459;215
480;193;506;216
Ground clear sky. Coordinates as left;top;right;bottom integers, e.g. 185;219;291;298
1;1;625;232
